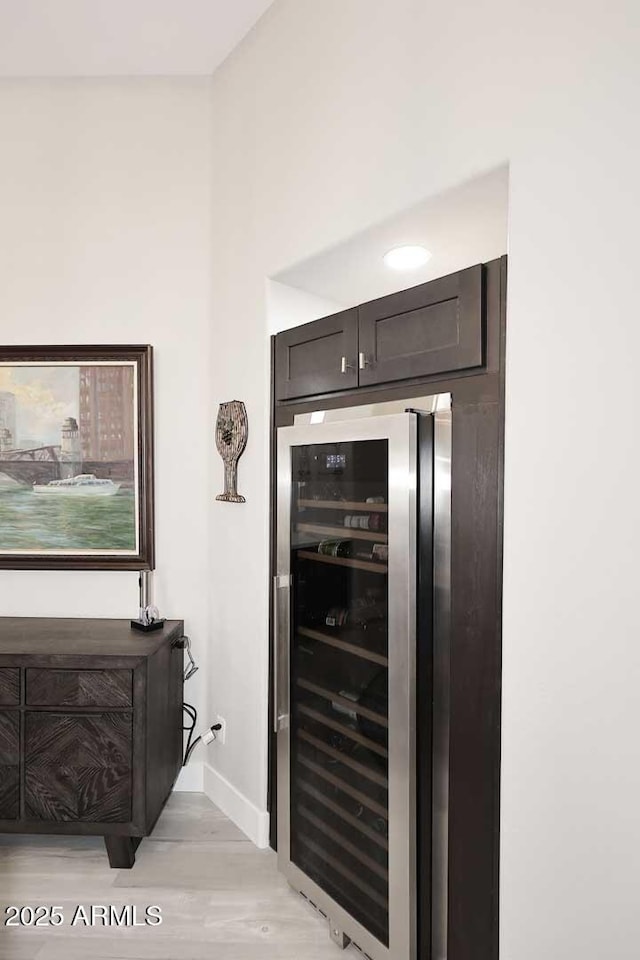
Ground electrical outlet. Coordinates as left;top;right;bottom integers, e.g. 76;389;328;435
215;715;226;745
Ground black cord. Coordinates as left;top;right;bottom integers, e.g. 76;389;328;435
183;703;196;726
184;735;202;766
183;701;198;766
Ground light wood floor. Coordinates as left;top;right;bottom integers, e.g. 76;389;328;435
0;792;357;960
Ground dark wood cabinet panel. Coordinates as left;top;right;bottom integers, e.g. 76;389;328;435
0;711;19;819
275;309;358;399
447;396;502;960
25;712;132;823
0;669;19;706
26;668;132;708
358;265;484;386
145;633;185;828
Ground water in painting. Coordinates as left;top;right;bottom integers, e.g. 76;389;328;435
0;363;137;554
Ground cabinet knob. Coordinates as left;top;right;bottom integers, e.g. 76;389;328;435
359;352;370;369
340;356;354;374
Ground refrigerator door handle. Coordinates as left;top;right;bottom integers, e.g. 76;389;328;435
273;574;290;733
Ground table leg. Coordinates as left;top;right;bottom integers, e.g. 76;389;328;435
104;835;142;869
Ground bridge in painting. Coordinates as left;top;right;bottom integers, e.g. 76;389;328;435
0;446;62;486
0;446;134;488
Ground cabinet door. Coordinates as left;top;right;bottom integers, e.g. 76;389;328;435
0;711;19;819
25;712;132;823
275;309;358;400
358;265;484;386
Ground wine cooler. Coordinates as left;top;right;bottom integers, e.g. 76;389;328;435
275;400;451;960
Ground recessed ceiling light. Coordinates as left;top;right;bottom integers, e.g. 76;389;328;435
383;245;432;271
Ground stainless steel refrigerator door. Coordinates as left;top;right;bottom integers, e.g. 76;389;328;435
276;412;418;960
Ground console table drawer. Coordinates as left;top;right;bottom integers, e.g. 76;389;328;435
0;669;20;706
26;669;132;708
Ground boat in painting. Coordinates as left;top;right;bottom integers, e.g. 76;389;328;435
32;474;121;496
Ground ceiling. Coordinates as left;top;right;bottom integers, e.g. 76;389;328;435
275;166;509;309
0;0;274;77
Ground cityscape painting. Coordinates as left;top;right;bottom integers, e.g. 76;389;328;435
0;346;154;569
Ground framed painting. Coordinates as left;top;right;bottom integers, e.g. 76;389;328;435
0;345;154;570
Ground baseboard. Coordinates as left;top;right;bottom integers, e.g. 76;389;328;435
203;761;270;849
174;761;204;792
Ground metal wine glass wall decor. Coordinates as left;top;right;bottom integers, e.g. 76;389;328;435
215;400;248;503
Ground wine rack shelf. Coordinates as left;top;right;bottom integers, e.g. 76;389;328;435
297;626;388;666
297;727;388;788
297;521;388;543
297;754;388;819
298;499;388;513
298;779;389;851
297;677;388;728
297;805;389;880
297;834;389;910
296;550;388;574
297;703;388;758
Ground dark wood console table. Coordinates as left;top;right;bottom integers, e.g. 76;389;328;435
0;618;184;868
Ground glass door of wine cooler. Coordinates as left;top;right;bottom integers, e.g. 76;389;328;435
275;413;419;960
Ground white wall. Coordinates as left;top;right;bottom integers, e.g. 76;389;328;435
0;79;213;785
266;278;344;333
208;0;640;955
275;165;509;306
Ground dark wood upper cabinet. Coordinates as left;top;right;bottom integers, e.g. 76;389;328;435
274;308;358;400
357;265;484;386
273;265;486;400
